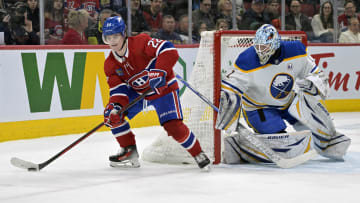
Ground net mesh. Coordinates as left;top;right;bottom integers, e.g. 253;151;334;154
142;30;306;164
142;31;215;164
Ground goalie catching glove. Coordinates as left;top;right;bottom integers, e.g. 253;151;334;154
104;103;125;128
149;69;168;95
296;71;329;99
215;89;242;133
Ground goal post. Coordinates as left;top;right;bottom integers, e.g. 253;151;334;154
142;30;307;165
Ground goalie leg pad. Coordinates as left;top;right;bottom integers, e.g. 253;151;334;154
288;92;351;159
223;130;313;164
315;131;351;161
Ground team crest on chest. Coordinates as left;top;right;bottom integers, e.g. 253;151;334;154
270;73;294;99
116;68;124;76
127;70;149;90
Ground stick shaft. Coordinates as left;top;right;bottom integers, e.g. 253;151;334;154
176;74;219;112
37;89;151;170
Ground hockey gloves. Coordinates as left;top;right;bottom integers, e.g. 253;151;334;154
296;72;330;99
104;103;125;128
149;69;167;95
215;89;241;132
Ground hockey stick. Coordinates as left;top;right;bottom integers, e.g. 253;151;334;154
11;89;152;172
176;74;317;168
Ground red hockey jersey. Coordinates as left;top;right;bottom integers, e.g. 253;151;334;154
104;33;180;107
64;0;100;17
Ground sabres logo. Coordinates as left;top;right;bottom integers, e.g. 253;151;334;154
270;73;294;99
116;68;124;76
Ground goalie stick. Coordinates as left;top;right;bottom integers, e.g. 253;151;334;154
10;89;152;172
176;74;317;168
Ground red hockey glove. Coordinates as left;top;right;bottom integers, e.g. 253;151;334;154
149;69;168;95
104;103;125;128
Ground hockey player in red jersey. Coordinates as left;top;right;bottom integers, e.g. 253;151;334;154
102;16;211;169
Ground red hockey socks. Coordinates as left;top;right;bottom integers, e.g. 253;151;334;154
111;121;136;147
163;119;202;157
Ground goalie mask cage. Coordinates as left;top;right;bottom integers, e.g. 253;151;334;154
142;30;307;165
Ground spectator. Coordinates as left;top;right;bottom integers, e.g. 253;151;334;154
62;9;89;44
193;20;208;42
113;0;126;13
264;0;280;22
285;0;314;40
100;0;125;11
216;18;229;30
10;2;39;44
143;0;163;34
2;0;18;9
153;14;183;44
239;0;270;30
118;0;150;36
64;0;100;25
26;0;39;34
338;0;360;31
86;8;112;44
339;16;360;43
0;8;12;44
162;0;187;20
216;0;239;29
311;1;334;43
45;0;65;44
235;0;244;16
192;0;215;30
176;14;196;43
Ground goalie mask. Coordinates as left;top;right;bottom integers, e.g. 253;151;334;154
102;16;127;45
253;24;281;65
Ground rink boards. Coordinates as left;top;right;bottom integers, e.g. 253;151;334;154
0;44;359;142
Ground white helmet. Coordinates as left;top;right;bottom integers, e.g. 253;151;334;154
253;24;281;64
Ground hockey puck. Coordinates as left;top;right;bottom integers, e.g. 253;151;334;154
28;168;37;171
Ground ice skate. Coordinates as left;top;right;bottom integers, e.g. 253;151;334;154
194;151;211;171
109;145;140;168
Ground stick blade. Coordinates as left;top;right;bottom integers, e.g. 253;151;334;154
276;150;318;169
10;157;40;171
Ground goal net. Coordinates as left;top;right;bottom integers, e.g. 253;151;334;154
142;30;307;165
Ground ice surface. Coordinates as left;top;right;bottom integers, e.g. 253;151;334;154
1;112;359;203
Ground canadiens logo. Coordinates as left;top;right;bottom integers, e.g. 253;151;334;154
128;70;149;90
83;2;96;12
116;68;124;76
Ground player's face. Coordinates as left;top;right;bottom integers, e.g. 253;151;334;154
105;33;126;51
254;43;273;64
255;44;271;54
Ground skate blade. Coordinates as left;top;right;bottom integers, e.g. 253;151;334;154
200;164;211;172
109;160;140;168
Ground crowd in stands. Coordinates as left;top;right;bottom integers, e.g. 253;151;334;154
0;0;360;45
